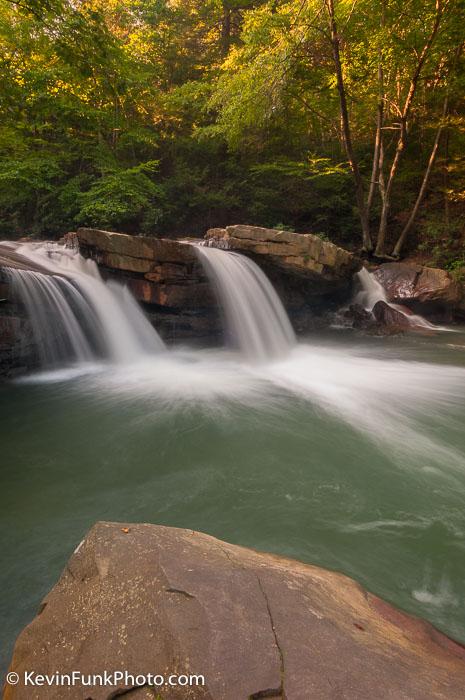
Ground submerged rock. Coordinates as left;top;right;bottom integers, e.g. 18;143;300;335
6;522;465;699
373;263;462;318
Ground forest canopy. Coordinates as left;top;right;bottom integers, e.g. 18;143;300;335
0;0;464;263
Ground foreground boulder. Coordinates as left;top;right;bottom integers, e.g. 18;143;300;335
373;263;462;318
6;522;465;700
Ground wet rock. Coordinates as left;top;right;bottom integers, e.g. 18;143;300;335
0;271;39;377
373;263;462;317
372;300;412;330
6;522;465;700
344;303;376;330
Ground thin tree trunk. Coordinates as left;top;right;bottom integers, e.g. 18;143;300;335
325;0;372;251
367;0;386;216
443;129;450;230
378;138;386;204
221;2;231;57
374;0;444;256
392;94;449;257
366;74;383;215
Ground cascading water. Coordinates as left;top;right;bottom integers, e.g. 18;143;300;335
3;239;465;670
5;242;165;366
195;245;295;361
355;266;438;331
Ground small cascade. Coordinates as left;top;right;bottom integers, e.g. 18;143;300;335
5;242;165;367
355;267;438;331
195;245;295;361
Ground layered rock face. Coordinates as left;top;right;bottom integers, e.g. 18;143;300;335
0;246;40;377
77;228;221;342
78;226;362;336
6;522;465;700
206;226;360;326
205;225;359;287
373;263;462;318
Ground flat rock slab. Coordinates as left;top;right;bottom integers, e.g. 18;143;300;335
6;522;465;699
205;225;361;290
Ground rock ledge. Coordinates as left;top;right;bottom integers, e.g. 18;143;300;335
5;522;465;699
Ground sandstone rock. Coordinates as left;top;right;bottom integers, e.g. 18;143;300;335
205;225;360;293
127;279;215;309
373;263;462;312
6;522;465;700
77;228;195;264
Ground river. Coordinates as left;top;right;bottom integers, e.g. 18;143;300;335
2;329;465;671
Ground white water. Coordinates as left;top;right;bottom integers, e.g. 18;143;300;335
355;267;439;331
5;241;164;366
195;246;295;361
4;239;465;471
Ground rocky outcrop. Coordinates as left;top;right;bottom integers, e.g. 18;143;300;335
373;263;462;318
206;224;360;293
6;522;465;700
204;225;362;332
77;228;221;342
78;226;362;336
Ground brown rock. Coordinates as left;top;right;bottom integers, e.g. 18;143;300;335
77;229;196;264
5;522;465;700
205;225;360;294
98;252;154;274
128;279;215;309
415;266;462;304
373;263;462;309
145;263;192;284
372;300;412;331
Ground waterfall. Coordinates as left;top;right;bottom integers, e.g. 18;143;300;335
355;267;438;331
5;242;165;367
195;246;295;361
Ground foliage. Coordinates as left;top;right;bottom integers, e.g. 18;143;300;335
0;0;464;258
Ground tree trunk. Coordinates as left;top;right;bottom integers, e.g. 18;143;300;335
367;0;386;216
325;0;372;251
374;0;444;256
392;94;449;257
221;3;231;57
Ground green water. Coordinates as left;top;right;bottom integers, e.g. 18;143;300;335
2;331;465;671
